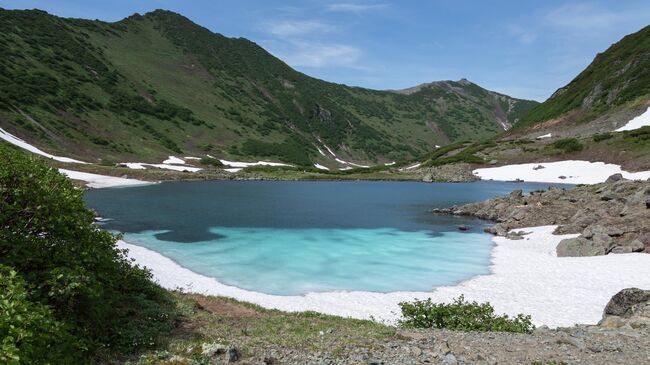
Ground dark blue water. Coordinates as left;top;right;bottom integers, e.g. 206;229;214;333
85;180;564;295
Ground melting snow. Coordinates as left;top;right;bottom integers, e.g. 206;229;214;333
0;127;86;164
616;106;650;132
474;160;650;184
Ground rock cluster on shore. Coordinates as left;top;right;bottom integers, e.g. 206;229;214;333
420;163;479;183
433;174;650;256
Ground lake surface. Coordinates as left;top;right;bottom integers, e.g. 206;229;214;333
85;180;564;295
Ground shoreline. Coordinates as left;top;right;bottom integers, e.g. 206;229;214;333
62;158;650;189
118;225;650;328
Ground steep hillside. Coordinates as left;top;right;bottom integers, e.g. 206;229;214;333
0;9;536;167
515;24;650;133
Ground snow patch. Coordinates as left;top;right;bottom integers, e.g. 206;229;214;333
473;160;650;184
400;163;421;171
121;162;202;172
59;169;154;189
384;162;396;166
219;159;292;168
0;127;87;164
224;168;243;173
616;106;650;132
118;225;650;327
163;156;185;164
314;163;330;171
536;133;552;139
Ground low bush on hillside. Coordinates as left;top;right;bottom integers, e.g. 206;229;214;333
198;157;223;167
592;132;613;142
0;144;177;361
551;138;584;153
398;295;534;333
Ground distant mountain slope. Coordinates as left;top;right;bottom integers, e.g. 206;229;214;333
515;24;650;132
0;9;536;166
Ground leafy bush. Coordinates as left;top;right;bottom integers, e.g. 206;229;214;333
0;144;177;359
398;295;534;333
0;265;79;364
198;157;223;167
592;132;613;142
551;138;583;153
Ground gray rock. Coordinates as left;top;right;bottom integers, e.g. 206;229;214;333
556;237;608;257
509;189;523;199
611;240;645;254
606;173;624;183
202;342;228;358
600;288;650;329
442;353;458;365
604;288;650;317
227;347;240;362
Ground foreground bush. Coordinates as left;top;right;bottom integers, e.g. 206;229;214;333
0;266;79;364
398;295;534;333
0;144;177;360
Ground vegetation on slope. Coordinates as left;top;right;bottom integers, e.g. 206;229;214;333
399;295;534;333
0;8;536;166
0;144;177;362
517;24;650;129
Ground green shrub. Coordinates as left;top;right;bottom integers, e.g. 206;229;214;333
551;138;583;153
592;132;613;142
0;265;79;364
398;295;534;333
198;157;223;167
0;144;177;359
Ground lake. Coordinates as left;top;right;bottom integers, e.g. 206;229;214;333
85;180;562;295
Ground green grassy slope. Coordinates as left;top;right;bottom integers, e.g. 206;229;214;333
516;24;650;130
0;9;537;166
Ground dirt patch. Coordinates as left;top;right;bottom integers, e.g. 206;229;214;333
194;296;260;318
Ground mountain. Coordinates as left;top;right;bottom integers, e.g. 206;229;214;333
514;24;650;134
0;9;537;167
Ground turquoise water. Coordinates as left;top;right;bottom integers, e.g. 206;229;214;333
85;180;565;295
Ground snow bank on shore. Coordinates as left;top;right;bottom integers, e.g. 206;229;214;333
616;106;650;132
59;169;154;189
219;159;292;168
122;162;202;172
314;163;329;171
474;160;650;184
118;226;650;327
0;127;86;163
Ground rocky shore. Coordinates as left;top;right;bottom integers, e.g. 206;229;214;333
146;288;650;365
433;174;650;256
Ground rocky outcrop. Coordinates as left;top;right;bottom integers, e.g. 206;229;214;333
433;176;650;256
599;288;650;329
421;163;479;183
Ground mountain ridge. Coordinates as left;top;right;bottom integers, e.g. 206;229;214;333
0;8;537;167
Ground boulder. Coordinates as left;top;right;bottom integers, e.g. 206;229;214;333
556;237;609;257
508;189;523;200
605;173;624;183
610;240;645;253
600;288;650;328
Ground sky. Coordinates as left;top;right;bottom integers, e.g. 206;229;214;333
2;1;650;101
